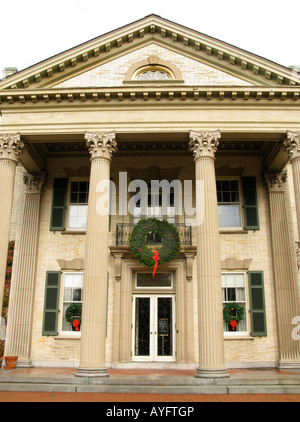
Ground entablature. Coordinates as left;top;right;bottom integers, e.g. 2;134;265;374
0;86;300;108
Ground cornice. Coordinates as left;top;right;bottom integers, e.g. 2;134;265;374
0;86;299;107
0;15;298;91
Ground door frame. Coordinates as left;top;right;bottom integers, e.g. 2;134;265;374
132;293;176;362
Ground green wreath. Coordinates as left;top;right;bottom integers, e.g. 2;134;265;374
65;303;82;325
223;302;245;329
129;218;180;268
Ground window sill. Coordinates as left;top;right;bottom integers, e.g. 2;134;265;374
220;229;248;234
61;230;86;235
54;335;81;340
224;334;254;340
123;80;184;85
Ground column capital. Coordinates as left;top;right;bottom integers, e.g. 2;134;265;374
189;130;221;160
0;133;24;162
263;169;287;192
23;172;47;194
282;131;300;162
84;131;117;161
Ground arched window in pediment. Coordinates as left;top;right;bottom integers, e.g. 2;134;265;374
124;55;183;83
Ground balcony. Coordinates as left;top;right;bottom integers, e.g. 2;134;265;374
116;223;192;246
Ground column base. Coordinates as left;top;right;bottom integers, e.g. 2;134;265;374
75;367;110;378
276;360;300;370
195;367;229;378
16;360;32;368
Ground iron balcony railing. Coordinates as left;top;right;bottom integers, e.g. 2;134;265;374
116;223;192;246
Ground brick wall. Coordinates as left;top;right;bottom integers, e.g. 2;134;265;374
28;153;282;367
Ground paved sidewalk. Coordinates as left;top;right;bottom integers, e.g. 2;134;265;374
0;391;299;402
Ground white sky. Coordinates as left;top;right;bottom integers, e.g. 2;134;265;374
1;0;299;75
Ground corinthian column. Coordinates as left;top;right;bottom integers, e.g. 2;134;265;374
282;132;300;243
4;172;46;366
76;131;117;378
189;130;229;378
263;170;300;368
0;133;24;316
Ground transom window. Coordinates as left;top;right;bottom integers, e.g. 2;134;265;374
67;181;89;229
217;180;242;228
135;273;173;289
222;273;247;333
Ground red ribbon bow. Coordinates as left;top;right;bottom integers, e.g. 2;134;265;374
72;319;80;331
230;319;237;331
152;250;160;277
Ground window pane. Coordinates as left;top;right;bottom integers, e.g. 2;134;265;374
235;274;245;288
68;205;88;228
222;180;230;191
73;289;82;302
63;288;73;301
227;288;236;301
230;180;239;191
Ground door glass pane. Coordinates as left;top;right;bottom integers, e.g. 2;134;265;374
157;298;172;356
134;298;150;356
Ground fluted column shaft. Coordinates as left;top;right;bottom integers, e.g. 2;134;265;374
0;133;24;316
263;170;300;368
4;173;46;366
76;131;117;377
282;132;300;242
189;130;229;378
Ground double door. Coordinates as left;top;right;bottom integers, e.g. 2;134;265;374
132;294;175;362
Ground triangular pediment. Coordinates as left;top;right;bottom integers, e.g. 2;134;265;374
0;14;298;90
51;44;253;88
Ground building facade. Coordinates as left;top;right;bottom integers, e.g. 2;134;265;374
0;15;300;377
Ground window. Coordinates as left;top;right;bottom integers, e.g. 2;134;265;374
135;273;173;289
136;69;171;80
217;180;242;228
123;56;183;83
61;272;83;334
67;181;89;229
222;273;247;333
133;188;175;224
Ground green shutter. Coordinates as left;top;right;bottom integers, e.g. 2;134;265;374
241;177;259;230
248;271;267;336
50;178;68;231
42;271;61;335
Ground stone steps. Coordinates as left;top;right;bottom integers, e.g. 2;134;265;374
0;374;300;394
